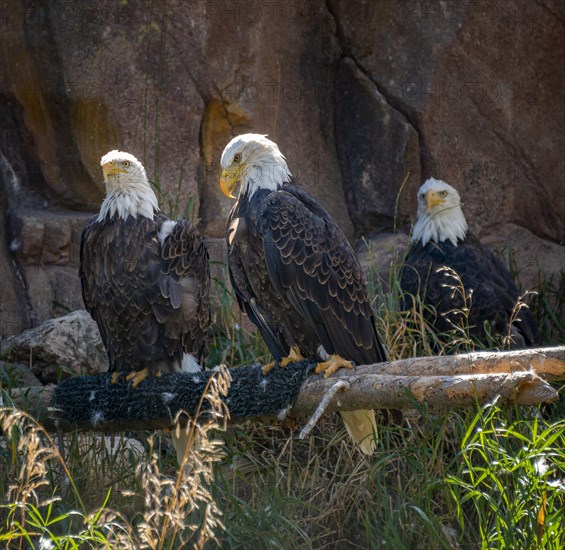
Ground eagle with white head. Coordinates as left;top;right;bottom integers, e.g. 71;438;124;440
400;178;540;348
80;150;210;465
219;134;387;454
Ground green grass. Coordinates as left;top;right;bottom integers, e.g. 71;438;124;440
213;403;564;549
0;258;563;548
530;270;565;344
1;403;563;548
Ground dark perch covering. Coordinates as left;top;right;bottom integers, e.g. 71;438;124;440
53;362;314;431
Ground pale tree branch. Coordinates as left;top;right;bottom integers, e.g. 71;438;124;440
299;380;350;439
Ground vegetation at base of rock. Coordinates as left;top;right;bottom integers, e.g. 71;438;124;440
0;267;563;548
529;270;565;344
1;398;563;547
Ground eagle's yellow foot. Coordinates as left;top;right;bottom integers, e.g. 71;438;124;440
111;372;120;384
126;367;150;388
263;346;304;374
315;354;354;378
262;361;276;375
280;346;304;367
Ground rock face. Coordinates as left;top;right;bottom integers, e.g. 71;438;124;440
7;208;93;324
0;0;563;337
330;0;565;241
335;59;421;233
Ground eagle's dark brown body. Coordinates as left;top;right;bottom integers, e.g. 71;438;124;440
227;183;386;365
400;235;540;347
80;212;210;374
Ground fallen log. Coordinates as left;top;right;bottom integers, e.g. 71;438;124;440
2;347;563;433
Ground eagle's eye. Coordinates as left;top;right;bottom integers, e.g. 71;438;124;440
122;161;130;168
233;153;242;164
439;190;447;198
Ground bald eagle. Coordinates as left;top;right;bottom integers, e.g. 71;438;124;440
400;178;540;348
80;150;210;465
220;134;385;454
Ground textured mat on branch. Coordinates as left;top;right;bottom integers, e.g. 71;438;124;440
53;362;315;430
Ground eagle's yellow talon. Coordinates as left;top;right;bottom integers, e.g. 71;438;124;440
126;367;150;388
111;372;120;384
280;345;304;367
262;362;275;374
315;354;354;378
263;346;304;373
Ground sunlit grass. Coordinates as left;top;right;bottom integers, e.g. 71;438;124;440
530;270;565;344
0;366;232;549
446;402;565;549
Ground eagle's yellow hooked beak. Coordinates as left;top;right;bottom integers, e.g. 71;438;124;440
220;167;240;199
425;191;444;211
102;162;128;179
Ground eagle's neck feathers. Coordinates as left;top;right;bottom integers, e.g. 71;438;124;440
97;186;159;222
241;152;292;199
411;204;468;247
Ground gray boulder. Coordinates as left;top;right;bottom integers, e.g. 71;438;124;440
1;310;108;383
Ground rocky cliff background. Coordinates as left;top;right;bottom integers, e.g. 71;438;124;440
1;0;563;338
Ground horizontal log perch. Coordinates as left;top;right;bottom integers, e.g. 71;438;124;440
356;346;565;381
2;347;563;433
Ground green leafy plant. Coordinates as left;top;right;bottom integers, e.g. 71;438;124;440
0;364;232;548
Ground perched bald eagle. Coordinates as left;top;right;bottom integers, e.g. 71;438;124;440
400;178;540;348
80;150;210;465
220;134;385;454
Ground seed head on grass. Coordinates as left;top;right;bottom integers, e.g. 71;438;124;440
502;290;538;349
2;408;56;509
437;266;477;352
1;364;232;548
136;364;231;549
0;405;128;547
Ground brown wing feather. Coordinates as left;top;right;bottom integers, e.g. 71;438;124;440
261;186;386;364
160;219;210;363
227;199;291;360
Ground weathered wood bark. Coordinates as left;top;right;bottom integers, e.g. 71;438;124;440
356;347;565;380
2;347;564;433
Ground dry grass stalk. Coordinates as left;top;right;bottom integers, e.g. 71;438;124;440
0;364;232;548
136;364;231;549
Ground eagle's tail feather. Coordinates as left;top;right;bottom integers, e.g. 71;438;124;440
170;429;199;473
340;409;377;455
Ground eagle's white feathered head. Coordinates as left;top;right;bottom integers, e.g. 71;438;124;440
98;150;159;221
411;178;468;246
219;134;292;199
